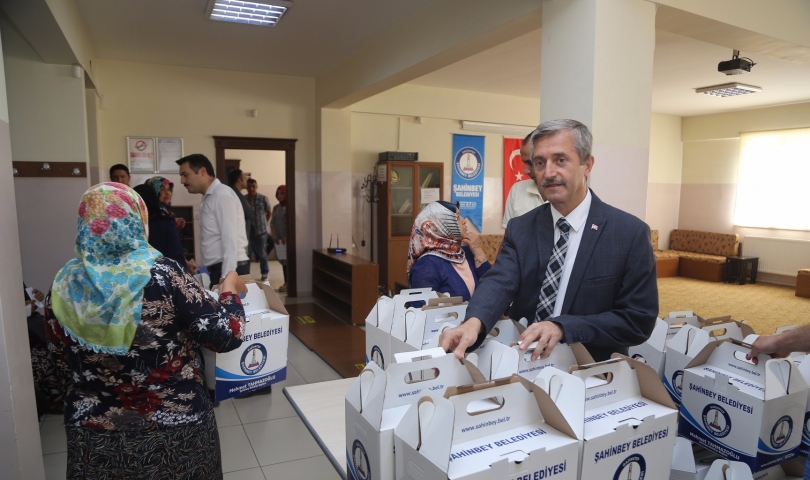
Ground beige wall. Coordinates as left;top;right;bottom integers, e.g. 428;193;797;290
679;102;810;253
94;59;317;293
646;113;682;248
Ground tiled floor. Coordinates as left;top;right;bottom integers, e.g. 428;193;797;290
39;261;344;480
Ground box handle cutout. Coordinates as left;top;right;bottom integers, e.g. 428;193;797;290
466;396;505;415
618;417;643;429
358;369;376;411
500;450;528;464
405;368;440;384
545;374;564;402
733;350;756;365
709;328;728;337
416;398;435;451
684;328;698;355
584;371;614;388
433;312;459;323
489;327;501;338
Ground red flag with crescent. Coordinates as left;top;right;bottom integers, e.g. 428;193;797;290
503;137;525;213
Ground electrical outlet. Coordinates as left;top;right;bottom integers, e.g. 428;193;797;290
361;240;366;247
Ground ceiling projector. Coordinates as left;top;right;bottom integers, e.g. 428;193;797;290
719;50;756;75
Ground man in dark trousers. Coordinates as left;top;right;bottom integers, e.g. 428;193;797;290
228;169;254;243
440;119;658;362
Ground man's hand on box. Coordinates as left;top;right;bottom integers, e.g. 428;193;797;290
747;334;787;364
519;321;564;361
440;318;482;360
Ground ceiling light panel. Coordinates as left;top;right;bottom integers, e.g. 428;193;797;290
208;0;291;27
695;83;762;98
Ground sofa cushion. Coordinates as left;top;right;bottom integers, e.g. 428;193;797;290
478;234;503;266
650;229;659;251
670;250;727;264
655;250;680;259
799;269;810;276
669;229;740;256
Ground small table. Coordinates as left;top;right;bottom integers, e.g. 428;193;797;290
283;378;354;480
725;256;759;285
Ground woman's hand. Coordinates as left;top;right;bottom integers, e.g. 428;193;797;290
220;271;248;297
462;231;488;266
175;218;186;230
186;258;198;274
32;289;45;302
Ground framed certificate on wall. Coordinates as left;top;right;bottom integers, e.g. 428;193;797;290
127;137;156;173
157;137;184;173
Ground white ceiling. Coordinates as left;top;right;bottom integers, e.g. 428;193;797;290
73;0;437;77
410;29;810;117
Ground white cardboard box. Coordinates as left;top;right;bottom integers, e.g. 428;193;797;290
572;356;679;480
514;342;594;383
667;311;703;340
701;317;756;342
345;348;484;480
466;339;520;381
485;318;528;346
390;297;467;356
664;325;713;406
752;458;805;480
705;460;754;480
365;289;440;370
394;374;581;480
629;317;669;378
678;339;809;472
670;437;721;480
794;352;810;457
202;281;289;401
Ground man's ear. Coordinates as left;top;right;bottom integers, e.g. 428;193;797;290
583;155;595;179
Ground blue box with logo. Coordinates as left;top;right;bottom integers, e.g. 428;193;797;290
202;280;289;401
678;339;808;473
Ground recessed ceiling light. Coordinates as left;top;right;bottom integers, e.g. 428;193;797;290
206;0;291;27
695;83;762;98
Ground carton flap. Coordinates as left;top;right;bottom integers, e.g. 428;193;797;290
765;357;808;399
571;358;640;408
705;460;753;480
256;282;288;315
615;354;678;409
395;394;455;471
469;340;519;381
423;296;465;308
667;324;711;356
534;368;585;440
671;437;698;473
346;362;386;426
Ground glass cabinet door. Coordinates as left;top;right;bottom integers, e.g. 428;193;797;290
390;164;414;237
418;165;442;211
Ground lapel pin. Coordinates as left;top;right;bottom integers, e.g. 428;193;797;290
591;224;598;231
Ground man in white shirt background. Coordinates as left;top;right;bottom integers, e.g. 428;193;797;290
177;154;250;285
502;133;545;228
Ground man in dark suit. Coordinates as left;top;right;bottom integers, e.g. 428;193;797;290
440;119;657;362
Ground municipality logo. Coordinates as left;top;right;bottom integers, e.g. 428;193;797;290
771;415;794;449
702;404;732;438
671;370;684;398
803;411;810;440
240;343;267;375
370;345;385;369
351;440;371;480
454;147;482;180
613;454;646;480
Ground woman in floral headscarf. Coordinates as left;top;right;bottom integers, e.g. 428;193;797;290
46;183;248;479
407;201;491;302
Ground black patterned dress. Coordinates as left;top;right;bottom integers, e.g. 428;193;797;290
46;257;246;480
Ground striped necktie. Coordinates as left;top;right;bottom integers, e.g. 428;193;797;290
535;217;571;323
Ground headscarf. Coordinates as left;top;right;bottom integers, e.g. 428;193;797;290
51;183;163;355
276;185;287;207
406;201;465;276
145;176;175;217
133;184;162;223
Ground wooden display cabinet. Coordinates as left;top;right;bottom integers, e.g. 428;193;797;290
171;206;195;260
376;161;444;291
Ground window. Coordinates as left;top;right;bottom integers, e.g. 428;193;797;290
734;128;810;230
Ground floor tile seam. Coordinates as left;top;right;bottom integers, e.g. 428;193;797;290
223;423;262;470
256;452;324;467
236;411;299;426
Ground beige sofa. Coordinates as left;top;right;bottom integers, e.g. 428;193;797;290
653;229;740;282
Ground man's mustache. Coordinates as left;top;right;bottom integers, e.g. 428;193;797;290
541;178;566;187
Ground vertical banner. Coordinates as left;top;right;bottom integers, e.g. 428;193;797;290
502;137;525;213
452;134;485;231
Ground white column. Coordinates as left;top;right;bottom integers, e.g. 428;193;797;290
540;0;656;221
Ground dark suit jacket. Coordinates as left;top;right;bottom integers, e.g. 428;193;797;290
466;190;658;361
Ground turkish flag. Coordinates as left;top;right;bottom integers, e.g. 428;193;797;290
503;137;526;213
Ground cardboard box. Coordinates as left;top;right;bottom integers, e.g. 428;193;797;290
365;288;440;370
704;460;754;480
572;356;679;480
466;339;519;381
670;437;722;480
345;348;484;480
795;353;810;457
701;317;755;342
485;318;528;346
664;325;713;406
753;460;804;480
390;297;467;356
394;374;581;480
514;342;594;383
678;339;809;472
667;311;703;340
202;281;289;401
629;317;668;378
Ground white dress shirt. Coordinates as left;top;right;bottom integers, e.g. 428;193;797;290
550;189;592;317
200;179;249;274
502;180;545;228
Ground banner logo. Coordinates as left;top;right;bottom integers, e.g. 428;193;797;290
454;147;482;180
352;440;371;480
702;404;731;438
240;344;267;375
671;370;685;398
771;415;794;449
612;454;646;480
370;346;385;369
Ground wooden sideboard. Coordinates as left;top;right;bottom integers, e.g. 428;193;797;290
312;249;379;325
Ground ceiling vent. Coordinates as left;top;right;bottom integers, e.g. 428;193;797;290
206;0;291;27
695;83;762;98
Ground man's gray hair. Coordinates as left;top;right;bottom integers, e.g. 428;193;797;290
529;119;593;165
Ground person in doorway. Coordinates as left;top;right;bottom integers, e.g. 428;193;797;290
133;184;187;268
502;133;545;228
269;185;288;293
439;119;658;363
246;178;273;281
109;164;131;186
228;169;254;243
46;182;248;479
407;201;491;303
177;154;250;285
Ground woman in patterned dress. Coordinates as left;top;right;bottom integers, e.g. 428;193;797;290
46;183;248;479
